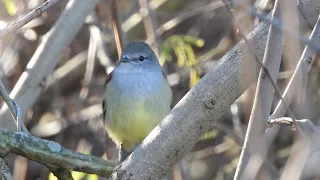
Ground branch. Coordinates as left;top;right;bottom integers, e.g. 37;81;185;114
0;128;117;177
0;80;28;133
109;0;320;179
0;0;100;130
110;0;123;59
0;0;59;37
139;0;160;55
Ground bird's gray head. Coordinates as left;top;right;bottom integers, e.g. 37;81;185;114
119;42;161;70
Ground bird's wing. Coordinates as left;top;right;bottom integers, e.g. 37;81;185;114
102;72;113;122
162;71;174;108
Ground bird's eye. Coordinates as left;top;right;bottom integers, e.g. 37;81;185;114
139;55;145;61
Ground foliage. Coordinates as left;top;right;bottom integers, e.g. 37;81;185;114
160;35;204;87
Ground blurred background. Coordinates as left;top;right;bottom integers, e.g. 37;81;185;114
0;0;319;179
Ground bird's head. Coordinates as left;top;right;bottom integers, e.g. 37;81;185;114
118;42;161;71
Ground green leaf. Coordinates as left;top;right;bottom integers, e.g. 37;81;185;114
3;0;17;15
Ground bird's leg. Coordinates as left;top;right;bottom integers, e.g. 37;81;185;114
119;144;138;162
119;143;131;162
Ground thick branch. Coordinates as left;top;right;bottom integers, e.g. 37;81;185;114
0;128;117;177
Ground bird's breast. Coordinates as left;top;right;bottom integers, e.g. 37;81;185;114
104;70;172;149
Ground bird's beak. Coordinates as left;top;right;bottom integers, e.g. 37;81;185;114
120;56;130;63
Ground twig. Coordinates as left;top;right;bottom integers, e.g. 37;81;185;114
268;117;294;126
121;0;168;33
0;128;117;177
270;13;320;120
80;14;98;100
262;14;320;176
0;80;28;133
0;0;59;37
238;2;320;52
139;0;160;55
153;1;224;42
234;0;283;178
221;0;296;123
110;0;123;59
0;0;100;131
46;51;88;89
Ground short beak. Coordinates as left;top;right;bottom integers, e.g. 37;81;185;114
120;57;130;63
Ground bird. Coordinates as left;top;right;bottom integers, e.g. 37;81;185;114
102;41;172;161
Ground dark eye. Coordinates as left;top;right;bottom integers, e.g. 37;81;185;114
139;55;145;61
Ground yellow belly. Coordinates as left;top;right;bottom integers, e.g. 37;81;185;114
105;103;161;149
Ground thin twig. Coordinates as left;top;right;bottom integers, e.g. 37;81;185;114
234;0;283;178
0;0;59;37
139;0;160;55
110;0;123;59
268;117;294;126
0;81;28;133
270;14;320;120
238;2;320;52
80;15;98;100
221;0;296;124
153;1;224;42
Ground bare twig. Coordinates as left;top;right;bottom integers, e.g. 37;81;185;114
268;117;294;125
46;51;88;89
0;81;28;133
234;0;283;178
0;0;59;37
139;0;160;55
238;2;320;52
221;0;296;122
262;14;320;176
80;15;99;100
153;1;224;42
270;14;320;120
110;0;123;59
0;129;117;177
0;0;100;131
121;0;168;33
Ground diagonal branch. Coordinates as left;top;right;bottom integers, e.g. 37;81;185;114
0;0;60;38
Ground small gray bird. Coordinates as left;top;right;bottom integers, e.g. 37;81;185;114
103;42;172;161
